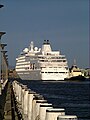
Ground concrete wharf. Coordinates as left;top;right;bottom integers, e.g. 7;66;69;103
0;79;78;120
0;80;23;120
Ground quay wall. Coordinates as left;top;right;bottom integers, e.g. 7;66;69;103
12;80;78;120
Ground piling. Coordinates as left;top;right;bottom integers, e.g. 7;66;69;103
45;108;65;120
39;103;53;120
18;84;22;102
23;89;29;119
11;80;78;120
28;90;36;120
32;99;47;120
57;115;77;120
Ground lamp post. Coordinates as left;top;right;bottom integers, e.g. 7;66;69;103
0;32;6;40
0;5;4;8
1;51;8;81
1;43;7;49
0;4;8;92
0;32;6;81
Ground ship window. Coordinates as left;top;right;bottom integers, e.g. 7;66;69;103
41;72;44;73
65;67;68;70
40;60;48;62
40;60;44;62
25;67;29;70
41;60;44;62
63;60;66;62
47;53;51;55
57;60;63;62
74;71;81;72
50;60;63;62
48;72;53;73
61;57;65;59
59;72;65;73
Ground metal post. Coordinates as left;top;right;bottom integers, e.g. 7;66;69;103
0;32;6;81
0;5;4;8
1;51;7;82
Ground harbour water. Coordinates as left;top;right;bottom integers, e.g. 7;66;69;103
17;79;90;120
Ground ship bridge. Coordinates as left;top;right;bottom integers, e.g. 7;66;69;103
42;40;52;55
42;40;60;55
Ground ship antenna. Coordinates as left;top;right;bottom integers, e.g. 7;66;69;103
30;41;34;51
74;59;76;64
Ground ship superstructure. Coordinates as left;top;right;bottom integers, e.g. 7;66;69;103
16;40;69;80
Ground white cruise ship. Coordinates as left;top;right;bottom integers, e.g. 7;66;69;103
15;40;69;80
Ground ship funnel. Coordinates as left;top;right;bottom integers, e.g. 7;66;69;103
43;40;50;45
42;40;52;54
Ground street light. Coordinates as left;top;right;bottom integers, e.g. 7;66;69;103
0;32;6;40
0;32;6;81
1;50;7;54
0;5;4;8
1;43;7;49
0;5;8;82
1;51;8;81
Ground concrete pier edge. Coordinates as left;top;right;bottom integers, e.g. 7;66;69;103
12;80;78;120
0;79;78;120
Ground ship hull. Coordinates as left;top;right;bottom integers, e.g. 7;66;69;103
17;70;69;80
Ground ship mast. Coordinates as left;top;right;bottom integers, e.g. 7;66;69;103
74;59;76;66
29;41;34;52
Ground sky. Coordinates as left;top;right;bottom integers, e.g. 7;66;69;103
0;0;89;68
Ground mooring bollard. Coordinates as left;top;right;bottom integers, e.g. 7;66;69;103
12;81;78;120
39;103;53;120
23;89;29;114
32;99;47;120
16;82;20;101
14;81;19;100
28;90;36;120
23;89;29;119
12;81;17;98
21;87;26;115
45;108;65;120
57;115;78;120
18;83;22;102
